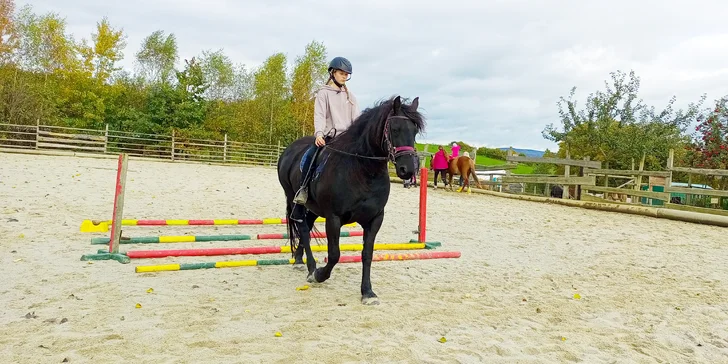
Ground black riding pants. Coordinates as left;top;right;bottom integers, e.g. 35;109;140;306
433;169;448;186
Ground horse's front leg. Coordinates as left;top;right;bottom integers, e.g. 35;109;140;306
360;212;384;305
310;215;342;284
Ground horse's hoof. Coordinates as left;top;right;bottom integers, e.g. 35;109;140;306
307;271;324;283
293;264;306;271
361;296;380;305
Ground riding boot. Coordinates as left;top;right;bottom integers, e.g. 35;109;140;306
293;186;308;204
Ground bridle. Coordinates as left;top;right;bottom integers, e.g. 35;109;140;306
383;115;417;162
324;113;417;163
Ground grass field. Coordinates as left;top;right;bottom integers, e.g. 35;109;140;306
415;143;534;174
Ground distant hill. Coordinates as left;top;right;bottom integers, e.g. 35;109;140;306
497;148;545;158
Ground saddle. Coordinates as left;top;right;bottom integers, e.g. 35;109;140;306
299;144;329;186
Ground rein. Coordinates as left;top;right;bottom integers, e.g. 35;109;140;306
323;114;416;163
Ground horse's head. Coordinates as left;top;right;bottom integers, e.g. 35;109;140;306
385;96;422;180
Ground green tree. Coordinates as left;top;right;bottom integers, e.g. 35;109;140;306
253;52;290;144
135;30;177;84
78;17;126;83
290;40;327;137
199;49;235;101
542;70;703;170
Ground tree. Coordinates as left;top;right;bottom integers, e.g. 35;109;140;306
0;0;18;63
173;57;207;128
253;52;290;144
290;40;327;137
135;30;177;84
542;70;703;170
78;17;126;83
685;96;728;170
198;49;235;101
0;0;336;149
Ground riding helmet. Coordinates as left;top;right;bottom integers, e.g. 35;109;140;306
328;57;352;74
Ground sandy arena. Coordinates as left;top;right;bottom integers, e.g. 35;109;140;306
1;152;727;363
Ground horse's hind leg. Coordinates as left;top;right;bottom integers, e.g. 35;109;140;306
360;212;384;305
293;211;318;274
293;212;318;275
464;166;472;194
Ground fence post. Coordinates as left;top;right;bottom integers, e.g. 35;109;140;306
223;134;228;163
633;152;646;203
171;130;176;161
562;150;570;199
275;140;281;166
577;156;589;200
503;148;514;193
666;149;674;203
35;119;39;149
104;124;109;153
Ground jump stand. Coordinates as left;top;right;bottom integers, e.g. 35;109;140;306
80;158;460;269
80;154;131;264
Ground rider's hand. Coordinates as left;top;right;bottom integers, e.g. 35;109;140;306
315;136;326;147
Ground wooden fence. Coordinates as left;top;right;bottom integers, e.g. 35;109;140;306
498;148;728;213
0;122;285;167
501;150;599;197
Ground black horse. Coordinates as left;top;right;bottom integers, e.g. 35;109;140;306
276;95;424;305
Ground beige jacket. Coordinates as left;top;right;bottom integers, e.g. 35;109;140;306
313;84;361;138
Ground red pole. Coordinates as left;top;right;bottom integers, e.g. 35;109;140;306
418;167;427;243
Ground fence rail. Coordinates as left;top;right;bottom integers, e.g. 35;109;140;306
492;148;728;213
0;122;285;167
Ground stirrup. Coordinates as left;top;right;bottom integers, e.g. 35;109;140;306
289;203;306;223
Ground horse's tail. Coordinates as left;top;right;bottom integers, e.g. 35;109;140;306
469;159;481;188
286;201;300;258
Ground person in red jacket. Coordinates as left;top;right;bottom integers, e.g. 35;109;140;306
430;145;450;188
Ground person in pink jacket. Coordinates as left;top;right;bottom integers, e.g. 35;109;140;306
431;145;450;188
450;142;460;160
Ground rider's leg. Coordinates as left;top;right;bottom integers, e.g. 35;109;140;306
291;138;329;221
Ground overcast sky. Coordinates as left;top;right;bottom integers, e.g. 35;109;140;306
17;0;728;151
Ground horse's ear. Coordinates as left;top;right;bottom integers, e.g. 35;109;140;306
393;96;401;113
411;97;419;111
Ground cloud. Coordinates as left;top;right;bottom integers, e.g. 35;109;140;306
16;0;728;151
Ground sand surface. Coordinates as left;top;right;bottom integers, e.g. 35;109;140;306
1;152;727;363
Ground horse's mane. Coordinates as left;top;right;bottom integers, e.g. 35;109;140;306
321;95;425;186
328;96;425;156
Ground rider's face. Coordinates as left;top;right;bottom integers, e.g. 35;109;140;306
333;69;349;84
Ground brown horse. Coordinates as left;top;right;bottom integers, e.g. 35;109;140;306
446;156;481;193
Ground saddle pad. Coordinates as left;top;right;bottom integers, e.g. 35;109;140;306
300;145;318;173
